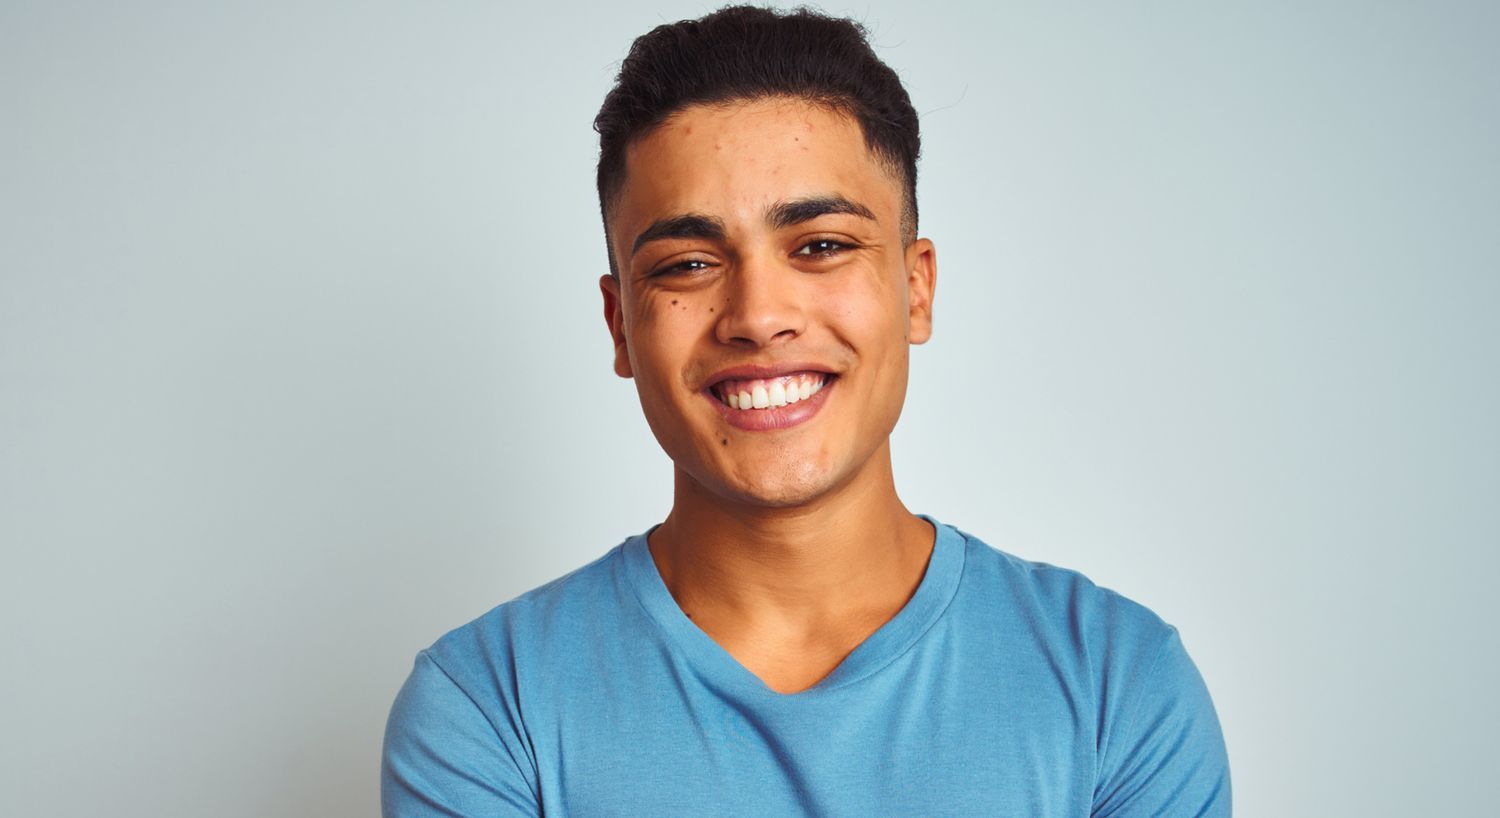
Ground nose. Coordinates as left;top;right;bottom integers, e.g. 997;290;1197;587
713;257;806;348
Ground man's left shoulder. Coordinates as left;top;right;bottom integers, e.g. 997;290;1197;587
943;522;1233;814
948;522;1179;652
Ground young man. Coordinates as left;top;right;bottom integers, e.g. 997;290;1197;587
382;6;1231;816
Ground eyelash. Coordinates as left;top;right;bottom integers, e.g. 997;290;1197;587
658;259;713;276
652;239;855;276
794;239;854;258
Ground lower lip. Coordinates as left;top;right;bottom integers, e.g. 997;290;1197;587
704;377;837;432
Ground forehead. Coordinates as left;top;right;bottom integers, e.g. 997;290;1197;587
611;98;902;240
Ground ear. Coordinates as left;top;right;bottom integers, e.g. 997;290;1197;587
599;273;634;378
904;238;937;345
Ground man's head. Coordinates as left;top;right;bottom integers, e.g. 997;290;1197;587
595;6;936;509
595;5;921;275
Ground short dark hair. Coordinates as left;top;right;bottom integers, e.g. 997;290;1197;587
593;4;922;276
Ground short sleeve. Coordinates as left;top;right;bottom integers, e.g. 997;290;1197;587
381;651;541;818
1092;627;1232;817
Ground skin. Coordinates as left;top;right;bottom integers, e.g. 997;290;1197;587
598;97;938;695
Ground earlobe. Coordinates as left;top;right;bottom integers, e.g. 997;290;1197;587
905;238;937;345
599;273;634;378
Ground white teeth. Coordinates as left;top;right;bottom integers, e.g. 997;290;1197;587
715;373;830;410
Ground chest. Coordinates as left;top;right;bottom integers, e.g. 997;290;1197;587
534;641;1098;817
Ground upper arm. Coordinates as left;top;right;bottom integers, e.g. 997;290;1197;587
1092;627;1232;817
381;651;541;818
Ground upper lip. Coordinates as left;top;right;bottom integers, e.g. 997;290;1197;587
702;362;838;389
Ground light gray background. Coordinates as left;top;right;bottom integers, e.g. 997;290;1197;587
2;2;1495;816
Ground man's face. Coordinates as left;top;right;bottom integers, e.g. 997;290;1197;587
600;97;936;508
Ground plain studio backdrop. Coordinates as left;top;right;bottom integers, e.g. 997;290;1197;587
2;2;1495;816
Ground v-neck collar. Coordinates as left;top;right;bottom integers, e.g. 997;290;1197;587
621;513;967;701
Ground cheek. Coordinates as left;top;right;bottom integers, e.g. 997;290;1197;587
821;274;905;345
629;298;679;357
628;296;706;395
635;290;707;333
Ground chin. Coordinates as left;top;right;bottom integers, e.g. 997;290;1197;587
731;483;825;509
710;459;844;509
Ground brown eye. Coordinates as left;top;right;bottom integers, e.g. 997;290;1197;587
793;239;852;257
654;259;712;276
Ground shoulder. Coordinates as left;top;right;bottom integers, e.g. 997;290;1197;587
423;540;629;690
950;523;1178;659
943;523;1232;814
382;541;634;815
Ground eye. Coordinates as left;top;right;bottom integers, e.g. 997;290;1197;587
652;258;714;277
793;239;854;258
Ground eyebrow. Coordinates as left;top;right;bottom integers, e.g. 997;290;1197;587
630;214;727;257
628;195;877;257
765;195;877;230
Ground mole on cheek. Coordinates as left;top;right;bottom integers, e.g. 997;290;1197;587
721;438;728;446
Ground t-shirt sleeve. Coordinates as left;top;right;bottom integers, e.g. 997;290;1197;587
381;650;541;818
1092;626;1232;817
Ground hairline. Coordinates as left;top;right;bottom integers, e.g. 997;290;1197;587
600;93;918;278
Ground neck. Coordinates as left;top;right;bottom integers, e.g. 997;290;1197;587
647;441;935;643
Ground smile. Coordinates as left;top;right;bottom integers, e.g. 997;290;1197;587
711;372;828;409
703;371;838;432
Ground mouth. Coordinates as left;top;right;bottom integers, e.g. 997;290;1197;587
701;369;839;432
708;371;834;410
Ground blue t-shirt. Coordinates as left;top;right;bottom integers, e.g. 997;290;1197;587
382;517;1231;816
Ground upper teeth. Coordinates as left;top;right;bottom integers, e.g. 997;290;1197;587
715;373;828;410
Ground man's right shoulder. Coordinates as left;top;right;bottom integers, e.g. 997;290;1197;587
380;540;637;818
420;539;633;683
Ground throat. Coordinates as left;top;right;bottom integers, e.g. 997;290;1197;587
649;483;937;670
695;615;883;695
